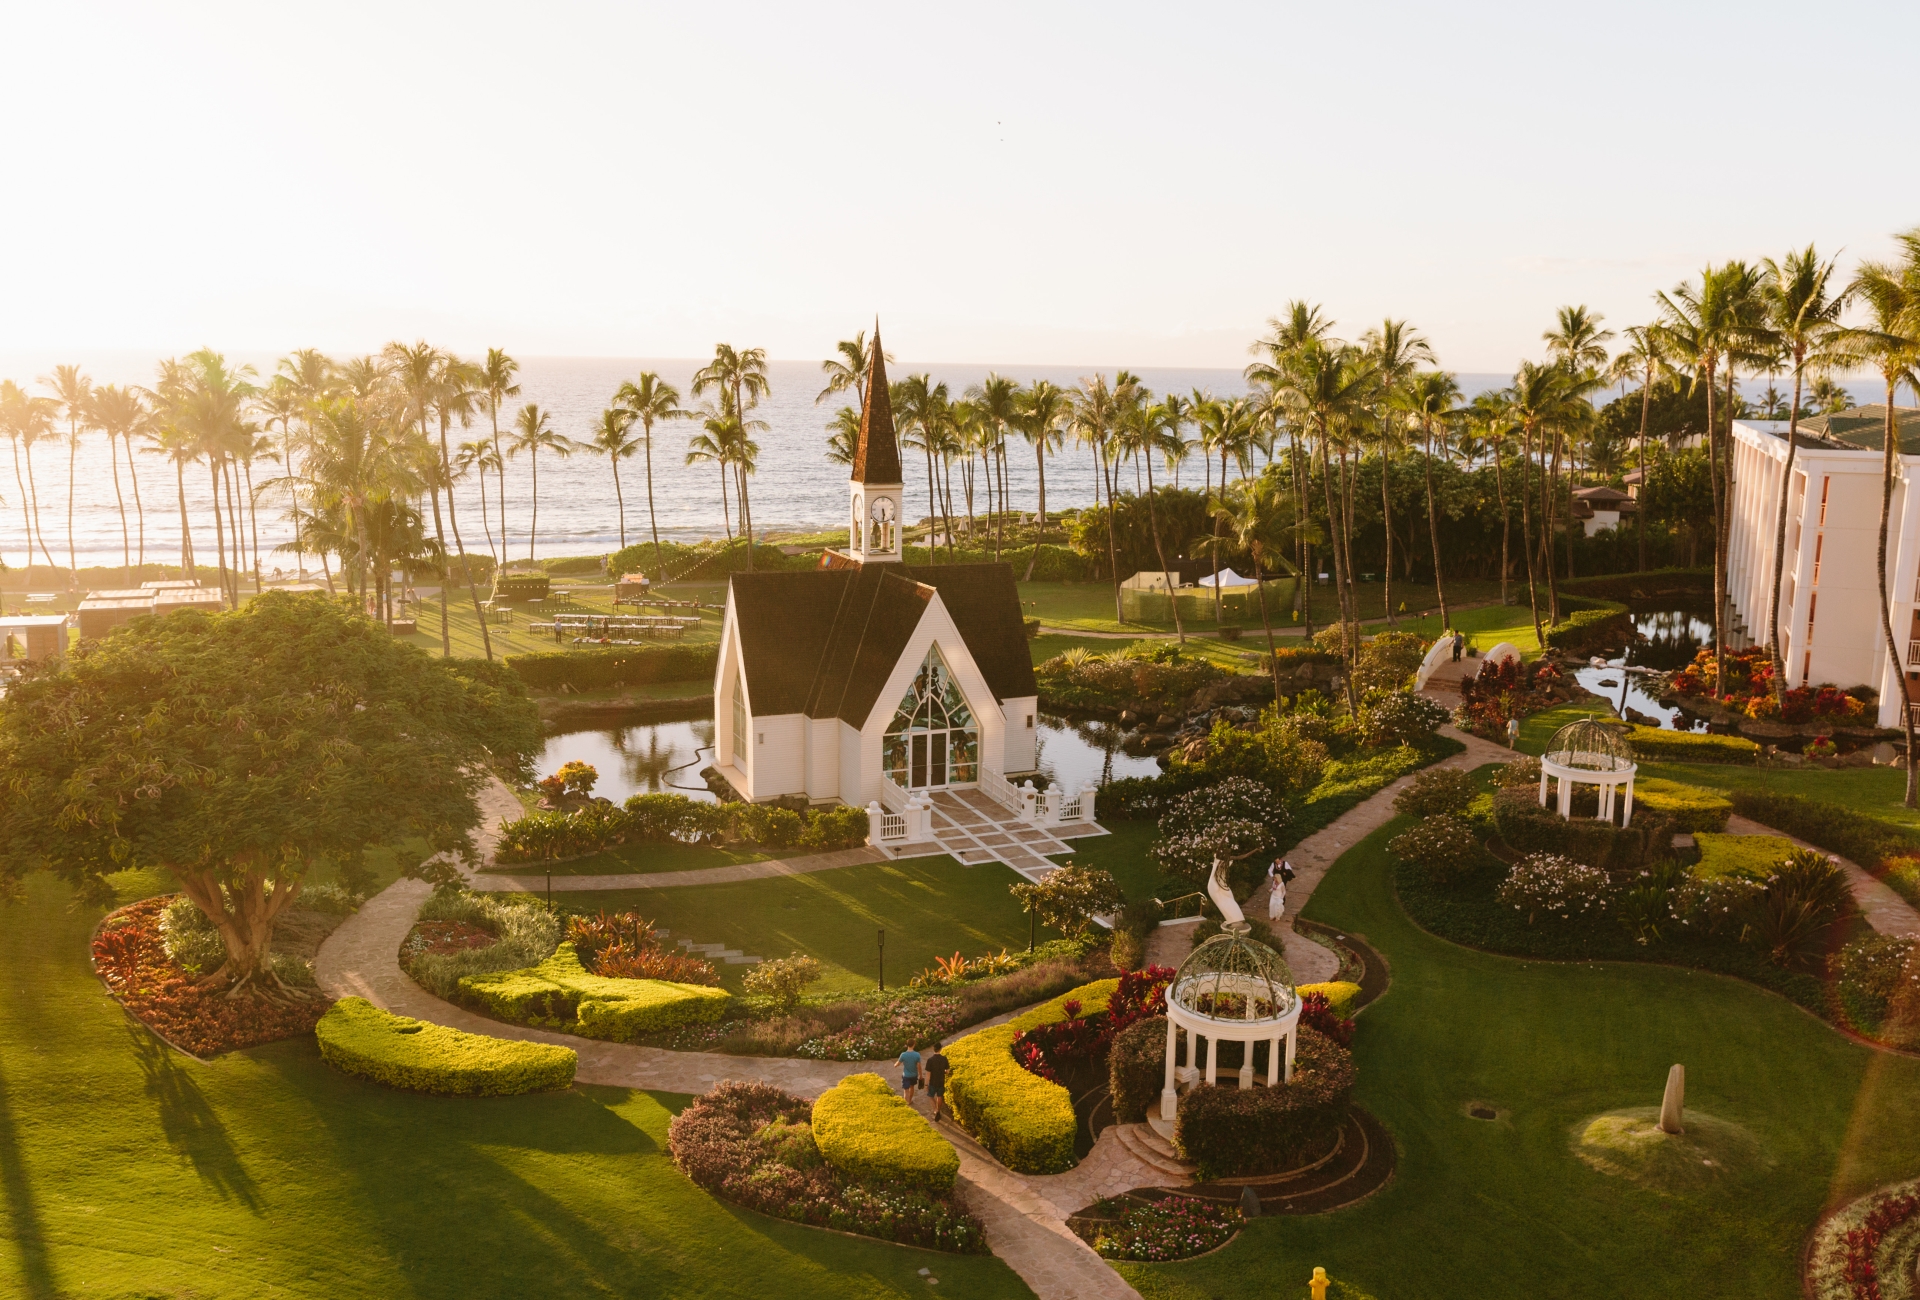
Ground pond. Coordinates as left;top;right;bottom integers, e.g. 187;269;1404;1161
1570;605;1715;732
534;713;1164;804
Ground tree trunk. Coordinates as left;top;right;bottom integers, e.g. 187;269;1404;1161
1101;435;1123;623
65;426;79;589
1142;453;1183;642
12;436;34;589
1767;354;1806;705
1519;423;1543;647
208;461;233;609
244;457;264;595
1494;447;1510;605
1871;386;1917;806
127;433;146;571
1703;360;1724;692
173;866;311;999
1380;433;1395;625
23;439;58;576
109;429;130;585
644;416;661;561
611;454;627;549
1024;440;1047;582
1422;420;1449;629
174;459;193;578
1635;368;1653;573
1317;423;1356;696
437;419;493;662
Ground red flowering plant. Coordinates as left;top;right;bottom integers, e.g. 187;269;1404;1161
1299;990;1355;1047
1011;966;1174;1082
91;896;329;1058
1452;656;1563;740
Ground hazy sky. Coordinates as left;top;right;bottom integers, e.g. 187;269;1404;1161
4;1;1916;372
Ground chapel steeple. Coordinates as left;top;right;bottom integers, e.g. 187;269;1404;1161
850;324;903;486
846;323;902;562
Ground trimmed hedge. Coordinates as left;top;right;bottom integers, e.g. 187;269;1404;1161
1727;788;1920;873
316;997;577;1095
1491;786;1675;871
1628;726;1758;765
1108;1014;1168;1124
506;644;717;693
1631;777;1732;832
1173;1025;1355;1180
458;943;731;1041
812;1072;959;1191
495;795;869;864
1543;606;1633;654
1694;832;1798;880
947;978;1118;1174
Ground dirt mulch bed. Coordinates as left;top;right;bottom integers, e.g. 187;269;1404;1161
403;919;497;959
91;896;330;1060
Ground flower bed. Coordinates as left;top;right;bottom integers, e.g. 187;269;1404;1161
316;997;577;1095
667;1080;986;1254
1084;1194;1243;1261
1495;853;1611;923
1453;656;1566;739
91;896;329;1058
494;793;868;865
1807;1178;1920;1300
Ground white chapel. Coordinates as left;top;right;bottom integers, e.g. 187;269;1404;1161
712;330;1040;808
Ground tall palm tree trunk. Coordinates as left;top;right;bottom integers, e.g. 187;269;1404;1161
1519;425;1543;646
643;416;661;561
922;443;937;565
1100;437;1123;623
1421;422;1448;629
1766;358;1807;704
221;459;245;603
1204;447;1221;625
243;457;264;594
426;478;452;655
1702;362;1724;689
1379;435;1395;625
437;426;492;662
283;426;305;579
22;441;57;575
1023;442;1047;581
126;434;146;571
1872;390;1917;805
528;447;539;562
1493;446;1511;605
1141;454;1183;641
173;460;193;578
610;455;627;549
10;437;32;588
1317;426;1356;685
109;432;130;585
65;428;79;589
207;461;232;609
1544;431;1563;620
1634;374;1653;573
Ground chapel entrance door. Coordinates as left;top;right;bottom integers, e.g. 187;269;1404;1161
883;646;980;792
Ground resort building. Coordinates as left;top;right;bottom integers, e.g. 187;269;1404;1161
1571;485;1635;535
1724;408;1920;727
712;330;1040;808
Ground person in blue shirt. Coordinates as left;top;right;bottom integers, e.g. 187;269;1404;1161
898;1045;923;1103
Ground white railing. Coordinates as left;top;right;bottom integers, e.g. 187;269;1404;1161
978;766;1025;816
1056;787;1086;823
879;775;911;814
870;803;908;842
869;783;933;846
1908;640;1920;668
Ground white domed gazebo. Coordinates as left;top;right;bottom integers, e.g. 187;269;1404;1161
1157;864;1303;1123
1538;716;1637;826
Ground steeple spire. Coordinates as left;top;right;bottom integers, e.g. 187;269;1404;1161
850;322;902;485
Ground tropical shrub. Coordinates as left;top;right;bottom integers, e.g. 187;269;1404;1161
1454;657;1565;739
1034;644;1227;714
315;997;577;1096
1297;980;1361;1017
667;1081;986;1254
1388;814;1484;885
593;941;722;985
1673;872;1764;937
493;795;870;865
811;1073;959;1191
458;943;731;1040
1298;989;1356;1047
1831;935;1920;1048
743;953;823;1013
158;895;227;976
1012;967;1170;1083
1350;631;1427;695
1727;790;1920;882
1626;726;1758;765
1883;856;1920;909
1357;690;1449;748
404;888;564;999
1168;709;1329;795
1747;848;1854;966
1151;777;1290;884
1496;853;1611;923
1393;767;1477;818
1490;755;1542;788
1173;1025;1355;1179
1631;778;1732;832
1008;864;1123;937
946;979;1118;1174
1108;1014;1170;1124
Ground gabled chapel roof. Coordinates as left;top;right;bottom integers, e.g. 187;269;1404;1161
729;562;1037;725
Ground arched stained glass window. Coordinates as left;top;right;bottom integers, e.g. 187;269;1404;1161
882;646;979;789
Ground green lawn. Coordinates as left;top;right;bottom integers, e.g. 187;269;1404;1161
1642;760;1920;834
1120;814;1920;1300
1021;578;1522;638
562;855;1065;995
1049;822;1182;907
397;580;725;661
483;840;772;877
0;874;1032;1300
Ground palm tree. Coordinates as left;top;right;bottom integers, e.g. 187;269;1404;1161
384;340;457;653
684;409;738;545
480;348;521;555
1210;477;1294;700
0;381;60;585
39;365;92;588
1835;243;1920;805
825;406;860;468
1013;380;1070;580
1247;302;1337;628
1468;390;1518;605
1807;375;1851;413
817;331;886;414
273;348;335;582
1506;361;1576;645
613;372;688;562
1759;247;1848;705
1541;306;1614;592
256;379;303;586
1396;370;1462;628
692;344;769;567
967;373;1020;558
456;438;503;563
895;374;952;562
87;383;148;584
508;403;574;563
1071;374;1130;621
1608;325;1675;574
1276;340;1376;674
429;354;493;660
587;405;643;549
1125;395;1191;640
1361;321;1434;626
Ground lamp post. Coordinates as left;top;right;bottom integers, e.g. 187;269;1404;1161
877;928;885;993
1028;903;1036;953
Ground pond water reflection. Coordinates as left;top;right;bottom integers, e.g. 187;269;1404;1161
536;713;1165;804
1571;605;1715;731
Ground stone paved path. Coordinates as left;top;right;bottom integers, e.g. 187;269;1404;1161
1725;813;1920;937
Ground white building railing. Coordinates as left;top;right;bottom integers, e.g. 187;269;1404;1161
870;777;934;847
978;766;1025;816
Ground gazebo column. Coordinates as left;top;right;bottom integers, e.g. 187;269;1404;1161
1622;780;1634;828
1203;1033;1218;1085
1538;768;1549;809
1267;1035;1282;1087
1160;1017;1179;1120
1237;1039;1254;1090
1600;780;1613;821
1284;1029;1297;1083
1558;775;1572;817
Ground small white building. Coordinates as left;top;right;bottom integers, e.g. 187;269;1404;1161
1725;408;1920;728
1571;485;1635;536
712;330;1040;806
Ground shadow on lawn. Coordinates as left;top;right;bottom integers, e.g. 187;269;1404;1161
128;1024;264;1211
0;1054;60;1299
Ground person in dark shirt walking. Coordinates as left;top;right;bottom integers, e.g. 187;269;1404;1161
923;1041;950;1122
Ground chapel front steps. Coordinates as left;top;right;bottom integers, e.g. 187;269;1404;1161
875;786;1104;880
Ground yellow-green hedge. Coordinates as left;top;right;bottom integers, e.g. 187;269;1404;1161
1632;777;1733;832
1627;726;1759;764
947;979;1118;1174
459;943;731;1042
1297;981;1362;1017
316;997;577;1096
811;1072;959;1191
1694;832;1797;880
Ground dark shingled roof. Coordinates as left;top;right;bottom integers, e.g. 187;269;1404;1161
1797;404;1920;455
850;325;903;486
729;561;1035;726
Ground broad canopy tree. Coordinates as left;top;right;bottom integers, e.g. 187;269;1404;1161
1150;777;1291;888
0;592;540;998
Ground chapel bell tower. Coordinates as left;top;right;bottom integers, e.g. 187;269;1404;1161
848;324;903;563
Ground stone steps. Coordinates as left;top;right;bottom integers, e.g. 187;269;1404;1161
1110;1122;1194;1178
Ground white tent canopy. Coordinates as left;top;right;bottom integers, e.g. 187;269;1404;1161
1195;568;1261;590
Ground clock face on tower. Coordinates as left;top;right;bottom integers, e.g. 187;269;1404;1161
869;497;895;524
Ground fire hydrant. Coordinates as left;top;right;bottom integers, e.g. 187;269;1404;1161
1309;1266;1330;1300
